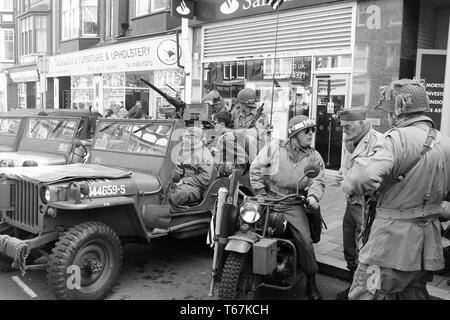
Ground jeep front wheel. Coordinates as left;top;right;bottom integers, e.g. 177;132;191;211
47;222;122;300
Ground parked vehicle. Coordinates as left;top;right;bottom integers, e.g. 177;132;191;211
0;117;254;300
207;164;321;300
0;109;101;167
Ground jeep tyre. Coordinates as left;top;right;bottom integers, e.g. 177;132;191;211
47;222;122;300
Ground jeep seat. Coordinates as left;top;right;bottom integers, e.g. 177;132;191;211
169;165;218;212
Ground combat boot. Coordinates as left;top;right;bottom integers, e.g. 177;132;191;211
306;274;322;300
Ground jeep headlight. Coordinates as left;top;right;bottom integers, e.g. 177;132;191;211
239;201;262;225
0;160;14;167
41;187;51;203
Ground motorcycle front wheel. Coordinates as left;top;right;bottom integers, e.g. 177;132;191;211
219;252;256;300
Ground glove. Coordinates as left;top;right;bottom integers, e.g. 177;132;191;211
307;196;319;210
334;171;344;186
171;170;182;183
255;190;266;202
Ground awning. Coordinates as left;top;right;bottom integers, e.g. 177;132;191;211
9;67;39;83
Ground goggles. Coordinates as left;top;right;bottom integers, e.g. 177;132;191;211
288;119;316;135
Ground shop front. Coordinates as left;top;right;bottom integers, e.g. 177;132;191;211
8;64;41;110
47;35;184;117
196;1;355;169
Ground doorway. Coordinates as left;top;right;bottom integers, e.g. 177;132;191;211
311;74;350;170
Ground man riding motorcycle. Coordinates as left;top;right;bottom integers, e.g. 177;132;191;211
249;115;325;300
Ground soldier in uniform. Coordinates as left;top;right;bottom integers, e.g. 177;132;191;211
250;115;325;300
343;79;450;300
212;110;257;175
335;108;382;300
169;127;215;207
233;88;269;152
203;90;229;123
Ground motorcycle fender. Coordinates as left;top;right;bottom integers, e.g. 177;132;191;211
225;232;258;254
225;239;252;254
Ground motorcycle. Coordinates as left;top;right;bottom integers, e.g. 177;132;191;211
208;163;321;299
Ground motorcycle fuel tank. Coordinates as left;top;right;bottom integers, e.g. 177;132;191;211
253;238;277;275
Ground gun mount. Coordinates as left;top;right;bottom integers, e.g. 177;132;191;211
140;77;185;119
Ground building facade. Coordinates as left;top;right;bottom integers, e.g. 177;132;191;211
2;0;450;171
188;0;450;170
48;0;183;117
0;0;15;112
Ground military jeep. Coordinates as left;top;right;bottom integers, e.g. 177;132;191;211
0;109;100;167
0;118;253;300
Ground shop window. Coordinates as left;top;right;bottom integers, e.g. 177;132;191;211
315;55;352;70
223;61;246;80
62;0;98;40
71;75;94;110
202;56;313;139
136;0;167;17
1;29;13;61
103;73;125;113
18;83;27;109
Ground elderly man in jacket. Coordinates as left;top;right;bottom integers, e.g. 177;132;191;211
169;127;215;207
335;108;382;300
343;79;450;299
250;115;325;300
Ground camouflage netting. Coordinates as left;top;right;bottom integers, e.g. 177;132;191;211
0;235;29;275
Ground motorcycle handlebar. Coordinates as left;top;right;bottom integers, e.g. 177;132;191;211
248;194;308;204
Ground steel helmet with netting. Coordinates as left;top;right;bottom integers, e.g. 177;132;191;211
375;79;430;116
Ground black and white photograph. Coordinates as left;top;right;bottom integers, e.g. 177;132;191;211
0;0;450;308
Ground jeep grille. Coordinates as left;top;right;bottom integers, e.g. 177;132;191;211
10;181;39;230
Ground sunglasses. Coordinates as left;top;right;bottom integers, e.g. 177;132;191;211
302;127;316;134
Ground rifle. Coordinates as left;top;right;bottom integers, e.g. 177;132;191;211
248;103;265;129
140;77;185;118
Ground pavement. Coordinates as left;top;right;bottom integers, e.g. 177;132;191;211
315;173;450;300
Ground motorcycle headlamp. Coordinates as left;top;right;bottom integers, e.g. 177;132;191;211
41;187;51;203
239;201;262;225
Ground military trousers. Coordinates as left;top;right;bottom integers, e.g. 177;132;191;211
349;262;433;300
168;184;203;207
343;202;363;272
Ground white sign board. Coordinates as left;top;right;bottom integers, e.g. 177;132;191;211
48;36;182;77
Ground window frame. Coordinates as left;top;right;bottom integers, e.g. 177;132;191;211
1;29;14;61
61;0;98;41
135;0;167;17
0;0;13;11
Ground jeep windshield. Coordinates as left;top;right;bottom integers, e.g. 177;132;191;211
26;118;78;141
0;117;21;137
94;121;171;156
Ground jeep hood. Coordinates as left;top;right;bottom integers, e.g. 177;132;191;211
0;145;13;152
0;163;132;185
0;151;66;166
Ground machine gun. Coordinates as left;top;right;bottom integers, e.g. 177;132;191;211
140;77;185;119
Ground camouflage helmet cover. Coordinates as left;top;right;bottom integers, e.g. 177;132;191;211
375;79;430;116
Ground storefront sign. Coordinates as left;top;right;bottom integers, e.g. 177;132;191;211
416;50;446;130
171;0;195;19
192;0;339;22
48;36;182;77
9;69;39;83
